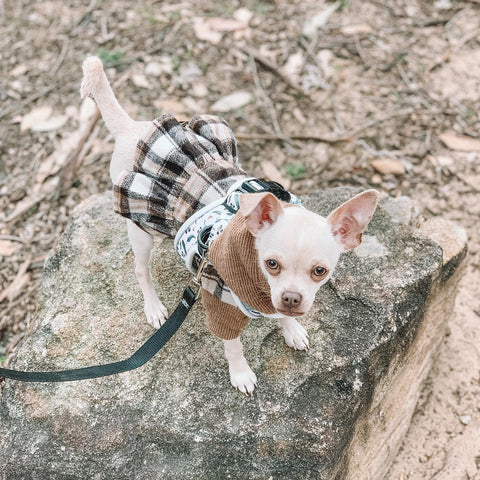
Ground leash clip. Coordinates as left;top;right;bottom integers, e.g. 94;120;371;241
189;255;208;300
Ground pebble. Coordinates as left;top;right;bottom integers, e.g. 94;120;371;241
371;158;406;175
459;415;471;425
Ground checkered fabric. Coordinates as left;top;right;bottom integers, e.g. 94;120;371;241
113;113;247;237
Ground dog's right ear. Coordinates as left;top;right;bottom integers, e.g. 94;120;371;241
239;192;284;236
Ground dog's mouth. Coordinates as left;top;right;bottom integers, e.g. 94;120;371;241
277;308;306;317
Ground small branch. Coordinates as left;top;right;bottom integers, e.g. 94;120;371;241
0;235;26;244
4;178;59;225
0;83;60;120
240;46;307;96
58;107;100;191
237;108;415;144
50;36;69;76
0;254;33;304
236;131;343;144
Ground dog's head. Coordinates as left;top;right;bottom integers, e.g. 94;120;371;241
239;190;379;317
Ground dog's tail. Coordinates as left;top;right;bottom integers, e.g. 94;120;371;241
80;56;135;137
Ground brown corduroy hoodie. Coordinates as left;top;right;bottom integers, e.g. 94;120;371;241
201;213;277;340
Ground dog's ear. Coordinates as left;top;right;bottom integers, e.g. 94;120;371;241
239;192;284;236
327;190;379;251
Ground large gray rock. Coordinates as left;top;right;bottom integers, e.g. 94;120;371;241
0;188;467;480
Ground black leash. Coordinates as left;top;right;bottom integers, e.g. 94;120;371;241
0;281;201;383
0;179;290;384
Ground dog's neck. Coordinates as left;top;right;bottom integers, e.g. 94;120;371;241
209;214;277;315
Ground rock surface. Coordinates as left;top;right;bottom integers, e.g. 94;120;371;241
0;188;467;480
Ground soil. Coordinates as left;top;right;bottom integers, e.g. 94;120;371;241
1;1;479;478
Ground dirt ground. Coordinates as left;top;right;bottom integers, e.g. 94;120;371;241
1;0;479;478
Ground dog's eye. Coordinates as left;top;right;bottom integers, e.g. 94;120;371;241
313;266;327;277
266;259;280;270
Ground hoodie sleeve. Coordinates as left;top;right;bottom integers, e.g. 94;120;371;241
201;288;249;340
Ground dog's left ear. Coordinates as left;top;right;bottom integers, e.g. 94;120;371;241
327;190;379;251
239;192;284;236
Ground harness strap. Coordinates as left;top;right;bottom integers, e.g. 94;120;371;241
0;287;197;383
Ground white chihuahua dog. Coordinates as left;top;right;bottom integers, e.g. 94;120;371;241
80;56;378;395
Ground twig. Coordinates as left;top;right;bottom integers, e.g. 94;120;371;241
249;54;282;135
4;178;59;225
451;171;480;194
247;54;296;154
354;34;370;65
51;36;69;76
237;115;298;148
240;46;307;96
0;254;33;304
237;108;415;144
0;235;26;244
456;27;480;51
76;124;102;167
330;92;345;134
0;82;60;120
299;37;330;90
4;104;100;225
58;107;100;191
29;254;48;271
332;107;415;138
236;131;342;144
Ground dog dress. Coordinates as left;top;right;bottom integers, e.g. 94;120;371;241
113;113;300;339
114;113;247;236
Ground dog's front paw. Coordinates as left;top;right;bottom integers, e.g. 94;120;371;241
279;317;309;351
229;362;257;396
144;297;168;329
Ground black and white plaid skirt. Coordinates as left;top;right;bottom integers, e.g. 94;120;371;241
113;113;247;237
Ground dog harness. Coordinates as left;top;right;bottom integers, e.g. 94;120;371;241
174;177;302;319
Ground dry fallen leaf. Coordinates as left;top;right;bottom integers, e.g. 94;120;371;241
34;98;99;185
193;17;223;44
282;51;304;80
20;105;52;131
233;7;253;26
371;158;406;175
207;17;246;32
0;240;17;257
132;73;151;89
302;2;340;37
340;24;373;35
145;58;173;77
211;91;252;112
20;105;68;132
31;115;68;132
0;273;31;304
192;83;209;98
439;132;480;152
371;174;383;185
10;64;28;76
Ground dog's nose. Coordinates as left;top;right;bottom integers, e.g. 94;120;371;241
281;291;302;308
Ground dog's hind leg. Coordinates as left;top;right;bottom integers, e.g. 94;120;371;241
127;220;168;329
